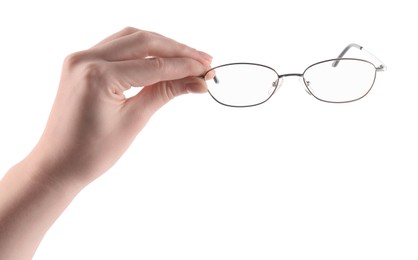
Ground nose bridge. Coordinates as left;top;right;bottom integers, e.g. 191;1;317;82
278;73;303;79
277;73;312;96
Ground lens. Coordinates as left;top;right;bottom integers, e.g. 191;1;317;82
204;63;279;107
303;59;377;103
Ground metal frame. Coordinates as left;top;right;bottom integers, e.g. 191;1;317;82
332;43;387;71
203;43;386;108
206;62;280;107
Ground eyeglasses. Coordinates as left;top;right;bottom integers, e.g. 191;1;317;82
203;43;386;107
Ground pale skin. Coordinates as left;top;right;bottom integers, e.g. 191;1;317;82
0;27;212;260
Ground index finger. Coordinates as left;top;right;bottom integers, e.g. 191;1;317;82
92;30;212;66
92;27;139;47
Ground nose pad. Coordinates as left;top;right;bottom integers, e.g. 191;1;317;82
300;77;312;96
268;78;283;96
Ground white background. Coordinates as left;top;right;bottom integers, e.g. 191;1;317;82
0;0;417;259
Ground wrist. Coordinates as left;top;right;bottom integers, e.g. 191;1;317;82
19;149;87;198
0;157;85;260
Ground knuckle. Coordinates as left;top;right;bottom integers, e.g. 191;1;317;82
63;51;108;88
130;30;153;56
81;61;107;87
82;61;101;78
178;42;189;52
149;57;166;73
160;82;178;101
64;56;107;89
121;26;138;34
133;30;151;41
64;51;88;70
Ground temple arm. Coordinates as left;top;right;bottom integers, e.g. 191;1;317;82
332;43;387;71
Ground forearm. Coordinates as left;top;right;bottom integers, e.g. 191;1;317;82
0;157;82;260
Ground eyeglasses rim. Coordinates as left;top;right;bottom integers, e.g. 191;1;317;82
303;58;378;103
204;62;280;107
203;58;379;107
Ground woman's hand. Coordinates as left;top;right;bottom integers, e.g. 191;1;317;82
31;27;212;188
0;27;211;260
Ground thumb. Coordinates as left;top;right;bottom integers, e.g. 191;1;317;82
125;76;208;121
